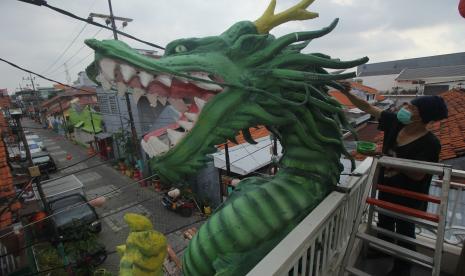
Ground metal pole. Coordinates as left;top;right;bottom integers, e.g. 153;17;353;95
224;143;231;176
124;94;141;160
107;0;118;40
106;1;141;163
15;116;32;166
89;106;99;152
14;115;48;211
272;135;278;174
28;74;41;123
59;101;69;139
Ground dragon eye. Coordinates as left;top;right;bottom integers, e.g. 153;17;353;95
175;45;188;53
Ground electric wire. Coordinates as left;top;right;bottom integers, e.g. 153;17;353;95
0;173;158;241
0;178;35;218
44;0;100;75
0;57;97;94
48;27;104;76
3;195;158;274
42;23;89;75
17;0;165;50
50;29;117;77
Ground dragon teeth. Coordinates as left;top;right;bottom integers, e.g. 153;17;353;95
140;140;149;157
146;94;158;107
132;88;145;104
184;112;198;122
167;129;185;146
174;76;189;83
158;96;167;106
120;64;137;83
99;74;112;90
178;120;193;131
189;72;222;91
189;72;210;80
168;98;188;113
139;71;154;88
192;81;223;91
155;75;172;87
145;136;169;157
116;82;127;97
99;58;116;81
194;97;206;110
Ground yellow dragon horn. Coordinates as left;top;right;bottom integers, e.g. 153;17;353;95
254;0;319;34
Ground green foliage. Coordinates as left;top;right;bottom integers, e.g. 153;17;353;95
113;130;136;164
68;105;102;133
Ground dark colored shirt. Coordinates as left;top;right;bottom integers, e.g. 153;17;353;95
377;111;441;209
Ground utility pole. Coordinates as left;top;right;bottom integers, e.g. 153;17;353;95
59;101;68;139
89;4;141;164
11;109;48;211
88;106;99;153
64;62;72;85
23;74;41;123
272;135;278;175
224;143;231;176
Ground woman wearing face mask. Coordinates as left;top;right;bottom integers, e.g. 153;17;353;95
338;82;448;276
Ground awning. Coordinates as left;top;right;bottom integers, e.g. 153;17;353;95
74;121;84;128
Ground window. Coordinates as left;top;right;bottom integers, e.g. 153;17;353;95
109;96;118;114
98;95;110;114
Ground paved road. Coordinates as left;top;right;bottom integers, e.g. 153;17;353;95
22;119;205;273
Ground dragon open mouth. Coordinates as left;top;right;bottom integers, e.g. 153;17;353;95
95;58;227;158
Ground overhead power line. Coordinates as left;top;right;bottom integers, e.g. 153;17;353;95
0;173;158;241
17;0;165;50
0;57;95;94
42;23;89;75
48;27;105;76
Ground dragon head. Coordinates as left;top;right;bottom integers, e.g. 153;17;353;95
85;0;368;184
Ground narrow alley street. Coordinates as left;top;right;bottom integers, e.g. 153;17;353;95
22;118;205;273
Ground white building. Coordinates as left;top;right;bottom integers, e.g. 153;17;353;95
357;52;465;94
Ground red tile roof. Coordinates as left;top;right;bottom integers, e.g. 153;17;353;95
0;112;17;229
432;89;465;160
329;91;356;109
329;81;384;109
217;126;270;150
370;89;465;161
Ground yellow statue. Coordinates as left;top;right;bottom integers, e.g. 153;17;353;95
117;213;167;276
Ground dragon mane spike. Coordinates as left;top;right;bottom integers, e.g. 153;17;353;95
255;0;319;34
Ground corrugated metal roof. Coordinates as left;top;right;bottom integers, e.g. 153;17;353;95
396;65;465;81
357;52;465;77
213;136;282;175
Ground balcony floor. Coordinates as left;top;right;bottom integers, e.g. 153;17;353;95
354;248;453;276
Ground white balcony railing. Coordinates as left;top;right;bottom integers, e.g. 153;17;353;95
248;158;465;276
248;158;373;276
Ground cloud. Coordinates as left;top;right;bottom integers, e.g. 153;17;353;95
0;0;464;93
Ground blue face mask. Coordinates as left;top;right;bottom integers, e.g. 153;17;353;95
397;107;412;124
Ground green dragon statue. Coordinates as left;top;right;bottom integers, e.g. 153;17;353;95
85;0;368;275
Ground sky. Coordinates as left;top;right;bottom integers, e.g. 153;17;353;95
1;0;464;94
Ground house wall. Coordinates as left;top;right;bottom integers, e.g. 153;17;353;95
136;97;165;135
357;74;399;92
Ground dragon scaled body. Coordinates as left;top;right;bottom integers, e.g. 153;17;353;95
86;1;368;275
117;213;167;276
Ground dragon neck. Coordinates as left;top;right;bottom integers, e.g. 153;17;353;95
275;128;342;187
